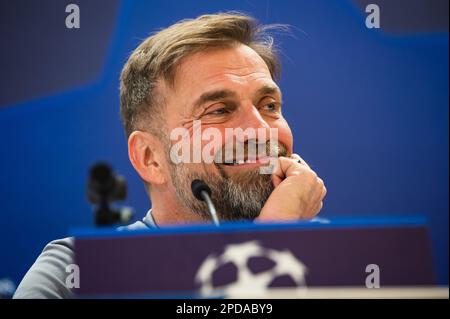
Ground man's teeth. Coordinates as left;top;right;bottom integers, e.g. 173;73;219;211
223;159;257;166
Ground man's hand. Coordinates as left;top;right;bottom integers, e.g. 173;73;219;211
257;154;326;221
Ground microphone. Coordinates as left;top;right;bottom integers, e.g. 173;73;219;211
191;179;220;226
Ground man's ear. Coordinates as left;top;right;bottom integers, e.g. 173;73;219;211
128;131;168;185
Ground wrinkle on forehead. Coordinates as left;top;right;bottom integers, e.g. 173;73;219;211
174;44;273;91
204;71;272;86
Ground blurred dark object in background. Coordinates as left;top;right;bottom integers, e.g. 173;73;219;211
87;162;132;226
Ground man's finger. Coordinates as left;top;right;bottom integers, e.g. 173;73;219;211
321;185;327;200
291;153;311;169
271;156;310;187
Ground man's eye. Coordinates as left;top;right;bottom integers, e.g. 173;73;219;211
262;102;279;112
207;108;227;115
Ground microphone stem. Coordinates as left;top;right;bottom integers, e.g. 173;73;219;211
201;190;220;226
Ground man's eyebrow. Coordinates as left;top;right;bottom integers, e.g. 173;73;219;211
192;89;237;111
191;85;282;112
255;85;282;100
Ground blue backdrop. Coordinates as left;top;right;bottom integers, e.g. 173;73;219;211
0;0;448;288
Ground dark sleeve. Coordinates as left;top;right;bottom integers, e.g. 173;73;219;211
13;237;75;299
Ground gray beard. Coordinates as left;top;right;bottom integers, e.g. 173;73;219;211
169;162;274;221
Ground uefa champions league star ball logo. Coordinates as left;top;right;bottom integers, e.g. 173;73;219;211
195;241;308;297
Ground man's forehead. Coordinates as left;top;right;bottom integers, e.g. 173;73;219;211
174;44;274;93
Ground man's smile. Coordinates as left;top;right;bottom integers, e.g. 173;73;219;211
219;155;274;167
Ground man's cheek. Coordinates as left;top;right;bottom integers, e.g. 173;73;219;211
201;136;224;164
273;121;293;154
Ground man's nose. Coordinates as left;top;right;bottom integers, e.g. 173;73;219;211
234;105;271;143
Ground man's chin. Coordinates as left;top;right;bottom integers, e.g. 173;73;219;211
213;168;274;221
170;160;274;222
220;166;271;179
216;163;267;181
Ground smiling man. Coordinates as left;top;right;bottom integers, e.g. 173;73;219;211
14;12;326;298
123;13;326;224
